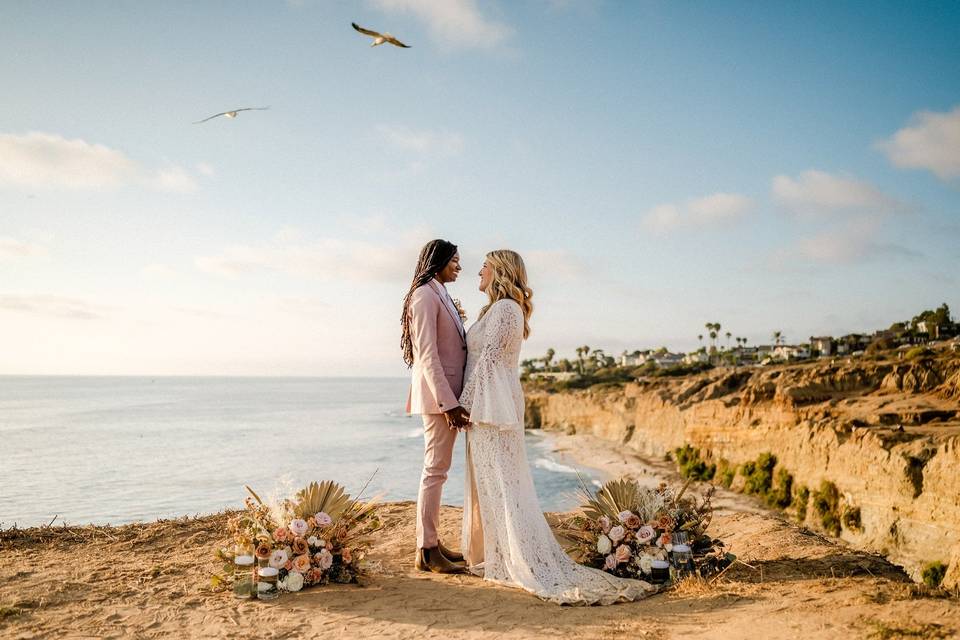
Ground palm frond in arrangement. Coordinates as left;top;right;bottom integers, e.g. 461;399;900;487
294;480;352;520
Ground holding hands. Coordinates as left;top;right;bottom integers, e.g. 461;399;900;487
444;406;471;431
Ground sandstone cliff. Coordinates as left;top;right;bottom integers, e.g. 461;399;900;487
525;348;960;588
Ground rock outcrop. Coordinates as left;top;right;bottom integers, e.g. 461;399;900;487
526;351;960;587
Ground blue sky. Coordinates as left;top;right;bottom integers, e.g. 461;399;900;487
1;0;958;376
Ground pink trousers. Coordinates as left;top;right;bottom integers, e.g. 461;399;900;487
415;413;458;548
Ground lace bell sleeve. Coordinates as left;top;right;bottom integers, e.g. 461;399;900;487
460;300;525;431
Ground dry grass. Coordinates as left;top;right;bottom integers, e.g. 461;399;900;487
863;618;955;639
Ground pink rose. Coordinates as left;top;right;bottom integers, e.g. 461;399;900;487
636;525;656;544
288;519;309;537
314;512;333;527
603;554;617;570
615;544;631;564
598;516;611;534
317;549;334;570
273;527;289;542
608;525;626;544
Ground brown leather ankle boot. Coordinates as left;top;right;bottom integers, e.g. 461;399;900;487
437;539;464;562
415;546;464;574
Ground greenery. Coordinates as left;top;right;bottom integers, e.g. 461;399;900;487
740;453;777;497
767;467;793;509
812;480;842;536
0;605;22;620
842;506;862;532
716;459;735;489
921;561;947;589
905;346;934;360
866;619;953;640
912;303;952;330
792;484;810;523
674;444;716;481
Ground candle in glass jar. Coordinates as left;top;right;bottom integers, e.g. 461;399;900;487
257;567;279;600
650;560;670;584
233;554;255;599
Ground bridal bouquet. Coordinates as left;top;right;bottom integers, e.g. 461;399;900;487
560;477;732;581
212;479;381;593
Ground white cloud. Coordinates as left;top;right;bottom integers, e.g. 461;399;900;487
641;192;753;232
0;236;48;260
196;162;216;177
0;294;105;320
770;218;921;267
877;105;960;181
140;263;178;279
370;0;511;49
195;228;430;282
0;132;198;192
378;125;464;156
772;170;908;216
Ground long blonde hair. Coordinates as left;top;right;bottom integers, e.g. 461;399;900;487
479;249;533;339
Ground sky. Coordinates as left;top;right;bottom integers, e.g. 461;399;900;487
1;0;958;376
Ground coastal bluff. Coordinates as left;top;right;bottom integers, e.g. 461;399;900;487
525;350;960;588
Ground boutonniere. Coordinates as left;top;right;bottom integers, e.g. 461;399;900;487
452;298;468;323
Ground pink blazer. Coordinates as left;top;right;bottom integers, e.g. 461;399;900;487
406;280;467;415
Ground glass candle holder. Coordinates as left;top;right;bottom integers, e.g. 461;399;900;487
671;531;689;546
233;554;255;599
650;559;671;584
670;543;694;578
257;567;279;600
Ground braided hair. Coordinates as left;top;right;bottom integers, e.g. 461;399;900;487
401;239;458;367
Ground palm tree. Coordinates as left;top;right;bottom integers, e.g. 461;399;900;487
725;331;732;351
544;348;555;370
772;331;783;346
698;334;704;348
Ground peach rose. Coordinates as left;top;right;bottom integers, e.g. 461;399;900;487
615;544;631;564
306;568;322;583
292;537;308;555
293;553;311;573
273;527;289;542
341;548;353;564
255;543;272;559
657;532;672;548
284;560;293;571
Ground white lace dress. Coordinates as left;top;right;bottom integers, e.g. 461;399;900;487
459;299;656;605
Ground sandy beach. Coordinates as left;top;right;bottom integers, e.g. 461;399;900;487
2;431;958;640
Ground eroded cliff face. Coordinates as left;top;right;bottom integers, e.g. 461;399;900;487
526;352;960;587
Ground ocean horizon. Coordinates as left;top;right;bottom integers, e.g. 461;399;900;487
0;376;601;529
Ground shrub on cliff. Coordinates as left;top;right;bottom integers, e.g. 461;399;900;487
740;453;776;497
921;561;947;588
812;480;841;536
792;484;810;523
842;506;862;532
905;346;934;360
674;444;716;481
716;459;735;489
766;468;793;509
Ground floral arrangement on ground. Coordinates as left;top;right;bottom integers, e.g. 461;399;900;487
560;477;734;582
212;479;381;594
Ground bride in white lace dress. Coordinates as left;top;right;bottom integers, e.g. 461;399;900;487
458;250;656;605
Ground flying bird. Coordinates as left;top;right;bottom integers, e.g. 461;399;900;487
192;107;270;125
351;22;410;48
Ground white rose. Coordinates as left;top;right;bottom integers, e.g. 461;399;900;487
288;519;309;537
639;554;653;574
608;525;626;544
307;536;319;547
596;534;612;555
268;549;289;569
284;571;304;592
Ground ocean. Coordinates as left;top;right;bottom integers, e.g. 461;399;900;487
0;376;601;528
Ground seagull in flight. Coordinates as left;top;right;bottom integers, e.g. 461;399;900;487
193;107;270;125
351;22;410;48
